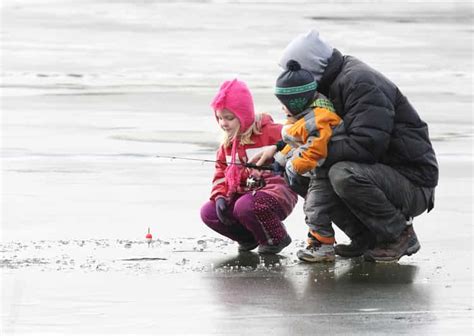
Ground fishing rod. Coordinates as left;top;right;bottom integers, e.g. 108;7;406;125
155;154;274;171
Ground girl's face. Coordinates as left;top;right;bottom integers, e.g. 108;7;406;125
216;109;240;136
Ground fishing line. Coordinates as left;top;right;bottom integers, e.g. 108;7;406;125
155;154;273;171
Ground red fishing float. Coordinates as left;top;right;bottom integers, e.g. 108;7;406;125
146;227;152;246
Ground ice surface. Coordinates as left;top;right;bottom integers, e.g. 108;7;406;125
1;0;473;334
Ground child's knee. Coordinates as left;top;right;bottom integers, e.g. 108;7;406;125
232;195;255;222
200;201;217;225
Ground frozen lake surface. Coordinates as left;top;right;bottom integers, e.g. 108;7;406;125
1;0;473;334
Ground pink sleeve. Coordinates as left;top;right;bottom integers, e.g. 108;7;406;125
210;146;228;200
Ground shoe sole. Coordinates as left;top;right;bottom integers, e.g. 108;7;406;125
296;251;335;263
238;243;259;252
334;244;369;258
335;250;365;258
364;242;421;263
258;236;291;254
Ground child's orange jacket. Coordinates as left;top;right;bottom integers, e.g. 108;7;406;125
275;93;342;176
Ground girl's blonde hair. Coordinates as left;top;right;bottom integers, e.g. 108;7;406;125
222;112;264;147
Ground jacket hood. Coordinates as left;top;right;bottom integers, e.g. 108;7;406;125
211;79;255;133
279;29;334;83
258;113;275;129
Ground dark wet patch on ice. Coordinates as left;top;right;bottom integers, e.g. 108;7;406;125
212;253;287;272
96;126;137;131
307;14;472;24
33;73;84;79
1;258;50;269
431;130;473;142
338;261;419;284
172;250;214;253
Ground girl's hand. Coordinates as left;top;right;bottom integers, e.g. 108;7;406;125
248;145;277;167
215;197;234;226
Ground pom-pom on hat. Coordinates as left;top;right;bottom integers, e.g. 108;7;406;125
211;79;255;133
275;60;317;116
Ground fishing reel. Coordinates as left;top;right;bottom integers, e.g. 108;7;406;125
245;174;265;190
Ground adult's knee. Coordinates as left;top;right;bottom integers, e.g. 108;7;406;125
328;161;357;198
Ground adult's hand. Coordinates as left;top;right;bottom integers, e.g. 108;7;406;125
248;145;278;167
215;197;234;226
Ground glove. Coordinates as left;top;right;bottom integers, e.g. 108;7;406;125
270;161;285;175
284;173;310;197
284;162;310;198
216;197;234;226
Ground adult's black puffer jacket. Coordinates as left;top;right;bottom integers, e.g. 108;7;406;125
316;49;438;188
279;31;439;188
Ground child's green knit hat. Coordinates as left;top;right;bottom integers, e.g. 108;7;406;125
275;60;317;116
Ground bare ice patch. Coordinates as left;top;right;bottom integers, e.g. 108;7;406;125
110;130;219;149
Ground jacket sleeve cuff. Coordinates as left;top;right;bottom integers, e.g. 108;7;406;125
275;140;286;152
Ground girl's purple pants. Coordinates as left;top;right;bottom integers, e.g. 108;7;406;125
200;191;291;246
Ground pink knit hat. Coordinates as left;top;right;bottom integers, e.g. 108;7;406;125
211;79;255;133
210;79;255;195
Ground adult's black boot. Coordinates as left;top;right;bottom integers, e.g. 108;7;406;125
364;225;420;262
335;235;374;258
